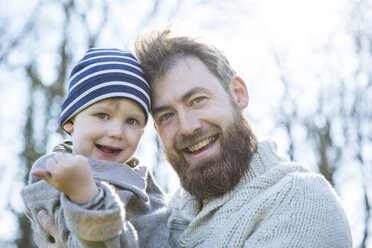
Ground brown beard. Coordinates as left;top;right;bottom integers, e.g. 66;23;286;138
164;110;257;201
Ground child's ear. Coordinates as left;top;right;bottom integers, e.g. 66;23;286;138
228;75;249;109
63;121;74;134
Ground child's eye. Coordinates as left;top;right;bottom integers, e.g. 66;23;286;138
96;113;108;120
191;96;206;105
127;118;138;125
159;112;174;122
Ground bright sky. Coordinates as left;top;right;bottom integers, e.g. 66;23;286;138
0;0;366;247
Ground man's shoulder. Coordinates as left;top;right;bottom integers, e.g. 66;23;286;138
257;166;343;214
244;159;337;203
285;169;338;198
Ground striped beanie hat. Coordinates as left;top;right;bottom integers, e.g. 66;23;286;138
60;48;151;127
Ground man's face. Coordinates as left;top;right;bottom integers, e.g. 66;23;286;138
152;56;237;167
151;56;256;200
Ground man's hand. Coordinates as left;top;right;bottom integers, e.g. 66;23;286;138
31;153;98;203
34;210;64;248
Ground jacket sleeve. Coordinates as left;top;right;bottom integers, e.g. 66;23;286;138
61;163;172;248
20;154;72;246
243;174;353;248
61;181;140;248
21;154;152;248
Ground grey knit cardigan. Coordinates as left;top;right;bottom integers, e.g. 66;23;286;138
21;153;170;248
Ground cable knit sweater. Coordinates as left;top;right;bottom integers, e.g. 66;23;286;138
167;138;353;248
21;153;170;248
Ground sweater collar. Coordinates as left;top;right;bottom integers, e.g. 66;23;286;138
240;137;287;184
175;138;287;218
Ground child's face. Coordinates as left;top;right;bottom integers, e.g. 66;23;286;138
63;98;146;163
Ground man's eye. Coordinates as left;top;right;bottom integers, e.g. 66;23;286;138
96;113;108;120
191;97;206;105
127;118;138;125
159;113;173;122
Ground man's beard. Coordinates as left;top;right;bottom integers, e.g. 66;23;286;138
164;110;258;201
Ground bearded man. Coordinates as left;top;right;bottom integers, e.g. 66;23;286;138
35;29;352;248
134;29;352;248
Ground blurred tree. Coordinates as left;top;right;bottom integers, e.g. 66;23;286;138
348;2;372;247
0;0;370;247
271;1;372;247
0;0;183;246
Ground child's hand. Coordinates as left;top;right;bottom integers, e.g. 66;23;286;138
31;153;99;204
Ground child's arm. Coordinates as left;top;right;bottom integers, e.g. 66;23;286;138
20;154;72;246
24;153;142;247
31;152;98;204
25;152;170;247
59;163;171;248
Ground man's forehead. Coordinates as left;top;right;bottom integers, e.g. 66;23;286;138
153;57;219;88
150;56;225;106
158;56;205;79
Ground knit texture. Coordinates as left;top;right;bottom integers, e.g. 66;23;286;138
21;154;170;248
60;48;151;126
168;138;353;248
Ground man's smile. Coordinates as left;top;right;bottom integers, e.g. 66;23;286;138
184;135;217;154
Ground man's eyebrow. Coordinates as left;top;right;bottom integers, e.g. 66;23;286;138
151;105;171;116
181;87;208;102
151;87;209;116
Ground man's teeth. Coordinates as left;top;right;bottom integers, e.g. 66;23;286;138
187;137;216;153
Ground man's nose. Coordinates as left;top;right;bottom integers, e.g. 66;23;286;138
177;110;201;136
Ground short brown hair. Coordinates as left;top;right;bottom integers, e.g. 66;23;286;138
134;29;236;90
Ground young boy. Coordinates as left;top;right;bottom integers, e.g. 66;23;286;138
21;48;170;248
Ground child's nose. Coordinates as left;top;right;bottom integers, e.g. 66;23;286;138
108;122;125;139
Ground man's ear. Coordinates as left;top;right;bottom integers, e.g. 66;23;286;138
63;121;74;134
228;75;249;109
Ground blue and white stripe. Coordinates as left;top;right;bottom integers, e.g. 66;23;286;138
60;48;150;126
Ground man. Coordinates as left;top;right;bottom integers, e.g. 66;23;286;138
36;29;353;247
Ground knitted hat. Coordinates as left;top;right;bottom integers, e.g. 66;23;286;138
60;48;151;127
